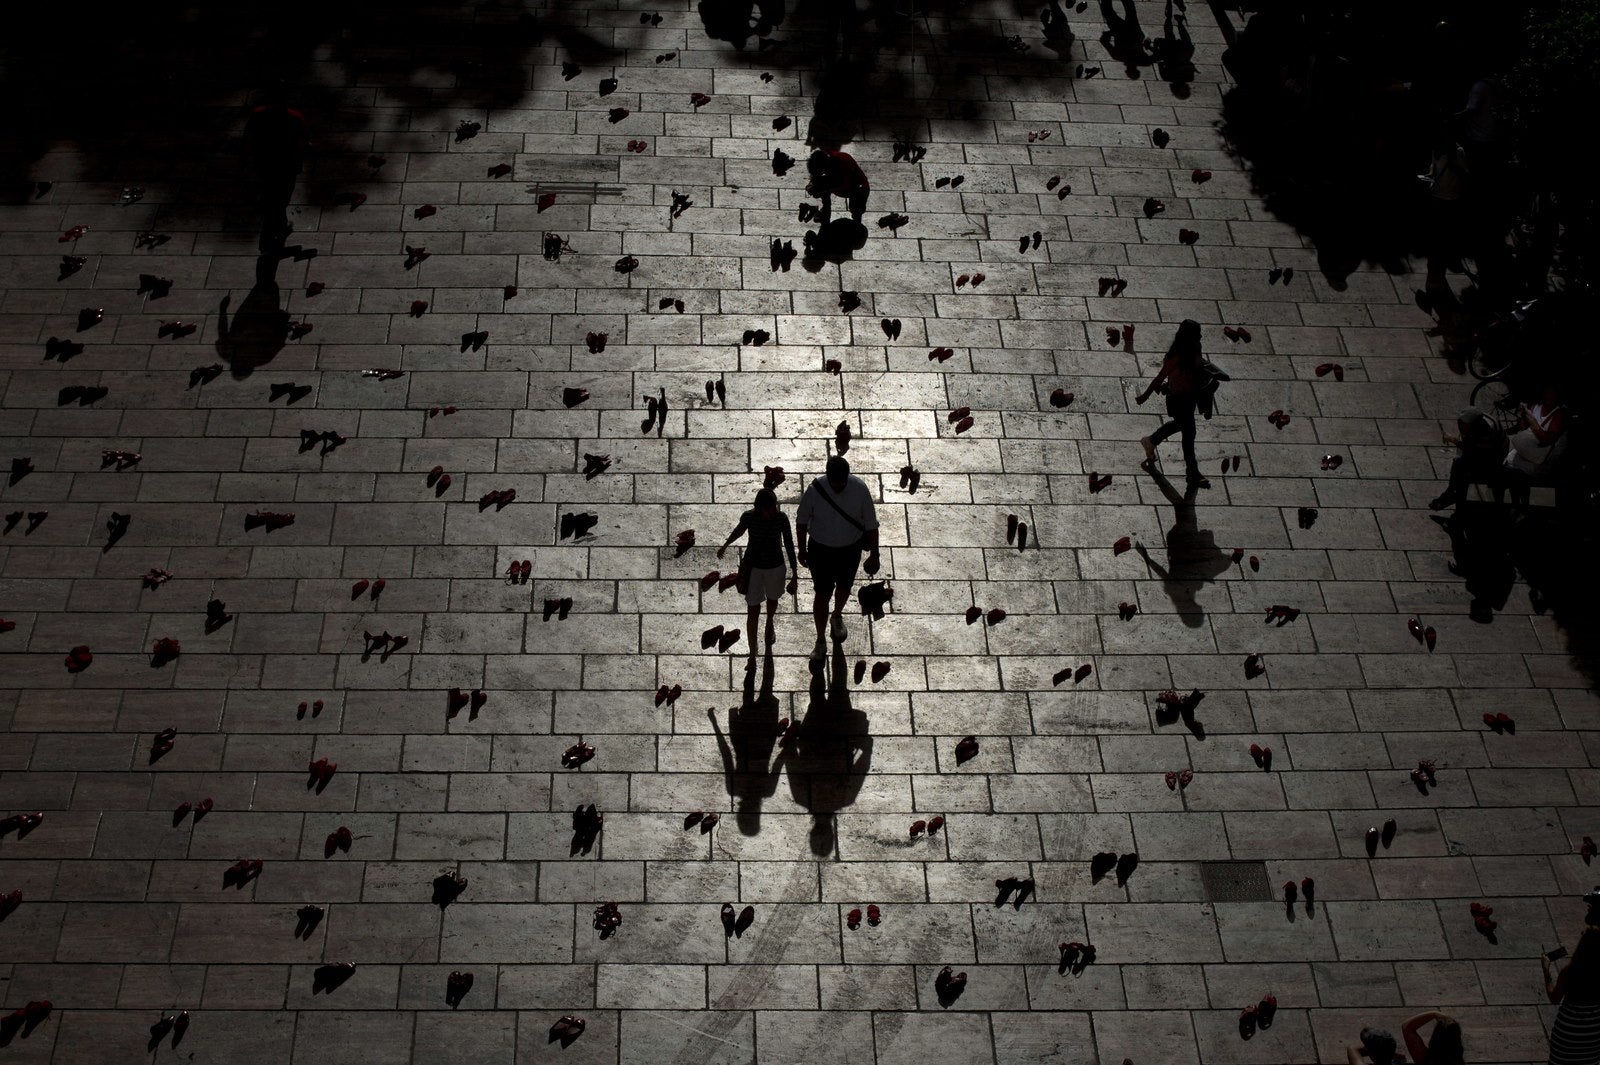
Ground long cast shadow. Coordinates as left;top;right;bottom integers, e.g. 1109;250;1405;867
788;642;873;856
1134;465;1231;627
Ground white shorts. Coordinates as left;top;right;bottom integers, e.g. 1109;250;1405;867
744;564;787;605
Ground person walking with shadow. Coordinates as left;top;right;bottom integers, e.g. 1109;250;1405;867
807;148;871;224
796;455;879;663
1137;319;1216;489
716;487;799;658
244;83;308;251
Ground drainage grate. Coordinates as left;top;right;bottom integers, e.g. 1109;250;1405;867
1199;861;1272;902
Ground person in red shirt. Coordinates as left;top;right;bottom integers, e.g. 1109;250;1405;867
805;149;870;222
244;84;309;250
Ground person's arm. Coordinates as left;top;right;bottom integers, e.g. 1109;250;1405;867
716;514;750;559
1401;1011;1442;1064
1544;953;1570;1004
858;485;880;558
795;488;811;565
1136;360;1171;404
1346;1046;1367;1065
1525;405;1565;445
780;514;797;572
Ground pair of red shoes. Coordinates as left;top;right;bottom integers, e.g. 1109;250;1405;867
1483;711;1514;733
544;597;573;621
479;489;516;510
1118;602;1138;620
846;904;882;929
1164;769;1194;790
506;560;531;584
150;727;177;759
909;816;946;837
324;826;353;857
853;660;891;683
447;689;487;718
899;465;922;493
701;626;741;652
954;736;980;763
1049;387;1074;407
1178;228;1199;245
551;1015;586;1042
351;578;386;599
720;902;754;935
954;272;985;287
308;758;337;788
172;798;214;825
296;700;325;720
1406;617;1439;650
1229;548;1261;571
1249;743;1273;769
1221;325;1252;343
965;606;1005;626
1314;362;1345;380
928;347;955;363
654;684;683;706
1051;663;1093;685
1105;324;1134;347
224;858;263;886
1471;902;1497;934
593;902;621;933
409;299;429;317
562;743;596;769
1264;604;1300;624
1244;654;1266;679
1266;409;1291;429
683;811;720;831
935;966;968;996
1088;472;1113;493
1005;514;1030;549
426;404;457;416
1283;878;1314;905
1059;941;1097;970
1239;994;1276;1038
624;139;649;153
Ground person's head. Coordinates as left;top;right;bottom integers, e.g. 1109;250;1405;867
754;487;778;517
825;454;850;491
807;150;833;181
1426;1016;1463;1065
1359;1027;1397;1063
1168;318;1203;363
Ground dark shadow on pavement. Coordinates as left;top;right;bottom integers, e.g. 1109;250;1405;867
1134;465;1232;628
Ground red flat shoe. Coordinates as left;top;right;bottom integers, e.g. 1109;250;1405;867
683;811;704;830
1;890;23;918
1192;169;1212;184
871;662;890;682
195;798;213;819
910;819;926;836
1178;769;1193;788
1165;770;1177;790
1258;994;1277;1028
954;735;979;764
701;625;723;649
847;907;862;929
1243;654;1265;679
1239;1005;1257;1039
1301;877;1314;903
1365;826;1380;855
717;628;741;652
1583;837;1596;863
927;816;944;833
966;606;983;624
1074;663;1092;682
1113;536;1131;555
853;660;867;684
735;905;754;934
700;813;719;830
1283;880;1297;903
448;688;470;717
1049;388;1074;407
1052;666;1072;685
1424;626;1437;651
1249;556;1259;572
866;904;881;925
986;608;1006;625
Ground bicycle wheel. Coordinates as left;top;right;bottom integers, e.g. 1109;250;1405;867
1469;375;1516;427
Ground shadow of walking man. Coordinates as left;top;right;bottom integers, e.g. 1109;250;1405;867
216;254;289;379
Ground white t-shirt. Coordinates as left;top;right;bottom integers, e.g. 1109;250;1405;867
796;475;878;548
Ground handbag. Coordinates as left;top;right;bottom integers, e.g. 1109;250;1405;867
736;554;753;595
1196;358;1228;420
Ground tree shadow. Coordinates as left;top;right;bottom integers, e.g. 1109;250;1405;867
1133;465;1232;627
785;642;873;856
0;0;615;214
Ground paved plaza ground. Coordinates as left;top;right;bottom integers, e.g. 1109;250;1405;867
1;0;1596;1062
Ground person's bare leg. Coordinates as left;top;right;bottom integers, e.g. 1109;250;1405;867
765;599;778;645
746;603;760;643
813;588;829;639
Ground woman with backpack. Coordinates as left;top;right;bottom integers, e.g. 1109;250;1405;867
1136;319;1216;489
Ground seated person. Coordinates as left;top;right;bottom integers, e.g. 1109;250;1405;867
1501;383;1568;504
1429;407;1507;511
1346;1027;1399;1065
806;149;870;223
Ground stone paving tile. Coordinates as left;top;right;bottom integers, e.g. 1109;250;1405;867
0;0;1591;1062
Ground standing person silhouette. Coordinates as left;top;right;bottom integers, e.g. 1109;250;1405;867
244;83;308;251
795;455;879;663
716;488;799;657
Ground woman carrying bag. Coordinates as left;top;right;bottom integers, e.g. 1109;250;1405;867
716;488;798;655
1136;319;1220;489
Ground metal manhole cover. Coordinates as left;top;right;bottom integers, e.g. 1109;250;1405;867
1200;861;1271;902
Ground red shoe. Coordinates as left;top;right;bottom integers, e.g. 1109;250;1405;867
1007;514;1018;542
1407;618;1424;642
1074;663;1092;682
847;907;862;929
927;816;945;833
1243;654;1265;679
1249;556;1259;572
1424;626;1437;651
1049;388;1074;407
1165;770;1177;790
910;819;926;836
1178;769;1193;788
195;798;214;819
866;904;881;925
1474;913;1497;934
985;608;1006;625
1053;666;1072;685
949;406;972;423
954;735;979;764
871;662;890;682
717;629;741;652
1365;826;1380;854
1118;602;1138;620
448;689;470;717
1239;1006;1257;1039
700;813;719;830
1192;169;1212;184
65;645;93;672
1300;877;1314;902
1582;836;1596;863
853;659;866;684
1113;536;1131;556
